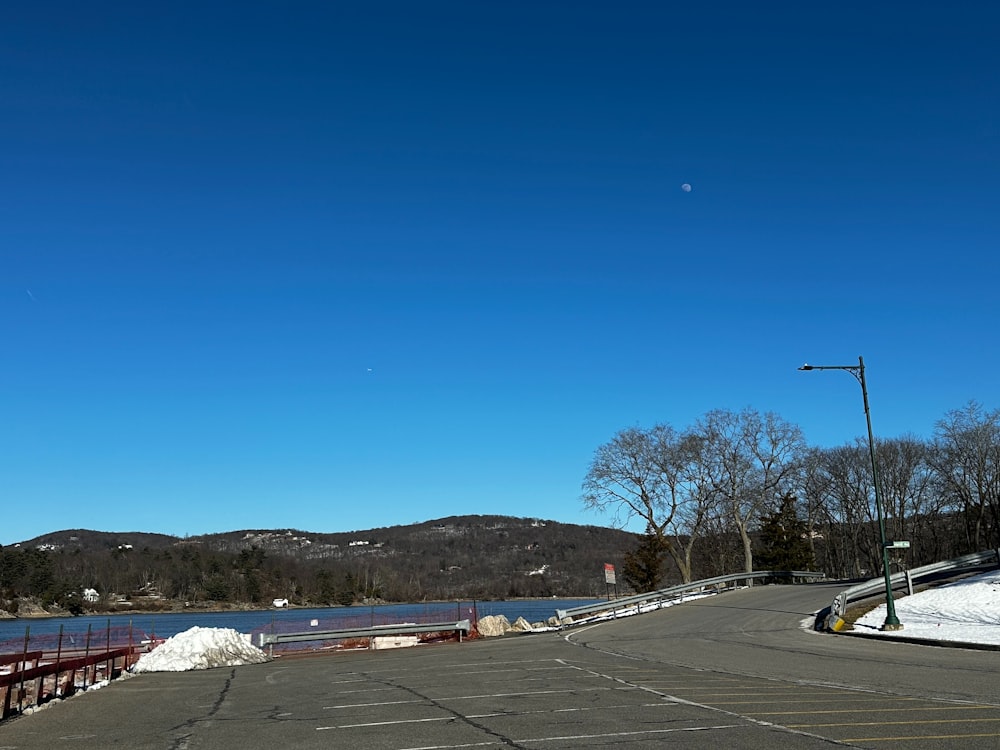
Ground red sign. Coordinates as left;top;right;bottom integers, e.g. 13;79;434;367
604;563;616;585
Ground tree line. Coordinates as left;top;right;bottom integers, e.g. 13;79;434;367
585;401;1000;589
0;517;636;614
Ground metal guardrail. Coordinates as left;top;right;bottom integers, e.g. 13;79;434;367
555;570;826;623
257;619;472;647
826;549;1000;630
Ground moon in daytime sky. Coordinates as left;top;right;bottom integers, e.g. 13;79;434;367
681;183;692;192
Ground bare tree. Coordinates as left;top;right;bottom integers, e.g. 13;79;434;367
930;401;1000;551
582;424;715;582
875;435;942;564
582;425;662;528
798;448;830;571
694;408;807;573
806;443;882;577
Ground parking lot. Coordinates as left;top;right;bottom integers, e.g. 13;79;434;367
4;585;1000;749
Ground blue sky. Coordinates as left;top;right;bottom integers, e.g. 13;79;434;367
3;2;998;544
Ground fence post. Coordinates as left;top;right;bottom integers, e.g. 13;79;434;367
84;624;93;689
104;619;112;681
2;672;12;718
17;626;29;714
128;620;133;669
54;624;64;699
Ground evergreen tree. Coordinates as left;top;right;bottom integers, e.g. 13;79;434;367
338;572;358;606
622;529;668;593
756;493;815;571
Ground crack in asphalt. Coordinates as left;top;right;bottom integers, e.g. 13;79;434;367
360;670;529;749
167;668;237;750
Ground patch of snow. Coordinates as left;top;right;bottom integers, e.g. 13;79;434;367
132;626;270;672
853;570;1000;645
561;591;717;627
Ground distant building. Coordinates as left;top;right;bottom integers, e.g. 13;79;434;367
82;588;100;602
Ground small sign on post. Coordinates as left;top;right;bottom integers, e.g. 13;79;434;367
886;541;911;549
604;563;617;600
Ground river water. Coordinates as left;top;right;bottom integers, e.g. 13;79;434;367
0;598;603;650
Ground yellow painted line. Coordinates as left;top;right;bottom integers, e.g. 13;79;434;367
744;705;993;717
631;680;744;686
845;733;1000;742
632;680;768;690
669;692;848;698
664;682;844;695
691;696;912;703
788;718;1000;729
702;697;924;707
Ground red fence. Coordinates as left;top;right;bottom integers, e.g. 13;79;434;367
0;623;151;721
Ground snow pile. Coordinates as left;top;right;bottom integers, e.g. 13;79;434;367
854;570;1000;645
132;626;270;672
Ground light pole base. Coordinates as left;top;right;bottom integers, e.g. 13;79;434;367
881;622;904;632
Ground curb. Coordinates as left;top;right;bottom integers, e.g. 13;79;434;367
834;628;1000;652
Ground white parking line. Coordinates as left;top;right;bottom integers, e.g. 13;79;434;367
395;725;748;750
323;699;426;709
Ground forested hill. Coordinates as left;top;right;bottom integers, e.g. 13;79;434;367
3;516;638;612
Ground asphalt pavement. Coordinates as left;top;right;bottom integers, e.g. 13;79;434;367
2;583;998;749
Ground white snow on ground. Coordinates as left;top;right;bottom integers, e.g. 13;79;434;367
563;591;716;627
132;626;270;672
853;569;1000;645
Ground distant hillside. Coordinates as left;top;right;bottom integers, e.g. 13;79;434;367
19;529;179;552
6;516;639;608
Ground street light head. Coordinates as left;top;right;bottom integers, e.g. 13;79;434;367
799;363;814;371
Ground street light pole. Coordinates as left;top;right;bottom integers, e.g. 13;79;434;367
799;356;903;631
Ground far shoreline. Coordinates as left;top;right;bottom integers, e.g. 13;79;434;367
1;595;599;622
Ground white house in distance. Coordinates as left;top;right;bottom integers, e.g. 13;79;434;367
82;588;100;603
